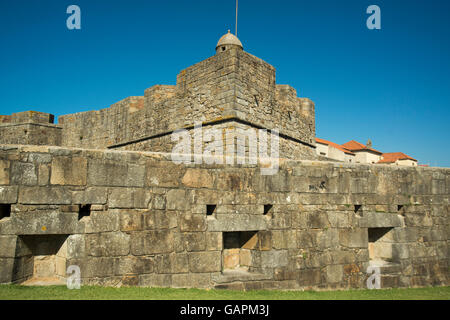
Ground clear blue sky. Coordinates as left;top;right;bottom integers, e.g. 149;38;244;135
1;0;449;167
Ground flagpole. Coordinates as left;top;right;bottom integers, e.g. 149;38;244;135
236;0;238;37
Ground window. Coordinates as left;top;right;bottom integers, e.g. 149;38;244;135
0;204;11;220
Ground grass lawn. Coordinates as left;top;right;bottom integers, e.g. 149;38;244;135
0;285;449;300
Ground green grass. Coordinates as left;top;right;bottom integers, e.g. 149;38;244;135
0;285;449;300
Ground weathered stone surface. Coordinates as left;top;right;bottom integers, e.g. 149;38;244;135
72;187;107;204
326;265;344;283
130;230;174;255
88;159;144;187
139;274;172;287
261;250;288;268
86;232;130;257
0;144;448;290
108;188;151;209
179;214;206;232
364;212;403;228
0;186;18;203
339;229;368;248
0;160;10;185
66;234;85;259
11;211;78;234
51;156;87;186
188;251;221;273
18;186;71;205
0;235;17;258
207;214;267;232
183;232;206;252
166;189;188;211
83;210;120;233
181;169;214;188
172;273;211;288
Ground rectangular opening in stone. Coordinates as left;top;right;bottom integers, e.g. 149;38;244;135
78;204;91;220
206;204;216;216
263;204;273;216
368;227;394;262
19;235;69;285
222;231;259;272
0;204;11;220
354;205;362;214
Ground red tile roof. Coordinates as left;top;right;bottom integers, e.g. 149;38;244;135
341;140;382;154
316;138;355;155
378;152;417;163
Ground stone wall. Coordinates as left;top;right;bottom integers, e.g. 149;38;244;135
0;145;448;289
57;48;317;160
113;119;317;161
0;111;62;147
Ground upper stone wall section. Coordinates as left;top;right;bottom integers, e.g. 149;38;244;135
56;47;316;158
0;111;61;147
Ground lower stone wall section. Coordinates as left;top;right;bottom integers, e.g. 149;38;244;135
0;145;448;290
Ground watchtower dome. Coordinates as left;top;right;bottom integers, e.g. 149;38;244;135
216;30;243;54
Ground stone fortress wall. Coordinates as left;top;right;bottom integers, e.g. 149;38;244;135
0;32;448;290
0;47;316;161
0;145;448;289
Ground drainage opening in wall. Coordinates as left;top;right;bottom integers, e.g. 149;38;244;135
206;205;216;216
19;235;69;285
368;227;394;262
222;231;260;273
0;204;11;220
78;204;91;220
263;204;273;216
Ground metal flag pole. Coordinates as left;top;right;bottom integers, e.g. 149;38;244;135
236;0;238;37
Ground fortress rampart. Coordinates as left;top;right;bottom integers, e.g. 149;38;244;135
0;145;448;289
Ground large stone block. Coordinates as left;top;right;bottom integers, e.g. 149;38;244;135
181;169;214;188
0;235;17;258
183;232;206;252
0;186;18;203
130;230;174;255
83;210;120;233
364;212;403;228
172;273;211;288
88;159;144;187
72;187;107;204
108;188;151;209
0;160;10;185
326;264;344;283
166;189;188;211
261;250;288;268
66;234;85;259
0;258;13;283
145;163;184;188
339;228;368;248
11;162;37;186
179;214;206;232
188;251;221;273
51;156;87;186
86;232;130;257
18;186;71;205
207;214;267;232
11;211;78;234
139;274;172;287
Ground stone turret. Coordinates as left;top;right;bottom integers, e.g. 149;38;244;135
216;30;243;54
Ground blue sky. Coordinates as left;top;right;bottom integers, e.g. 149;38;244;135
0;0;449;167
